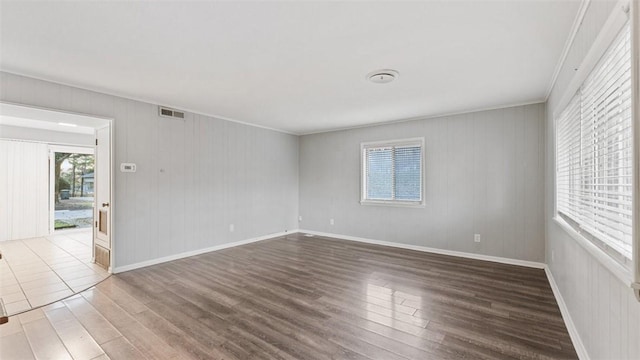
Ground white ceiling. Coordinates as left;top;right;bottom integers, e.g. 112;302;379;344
0;1;580;135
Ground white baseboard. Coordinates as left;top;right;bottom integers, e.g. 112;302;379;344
298;229;588;358
112;227;587;359
112;229;298;273
297;229;546;269
544;266;589;360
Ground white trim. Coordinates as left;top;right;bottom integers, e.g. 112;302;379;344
2;71;544;137
115;228;548;274
545;0;591;101
632;0;640;302
49;149;55;235
298;229;546;269
111;226;591;358
112;230;298;273
0;137;91;148
299;229;589;357
2;72;546;137
553;217;633;286
544;266;590;360
1;100;113;126
299;100;544;136
359;200;426;208
109;120;114;273
48;144;94;155
361;137;425;206
0;70;297;136
360;137;425;148
553;0;630;118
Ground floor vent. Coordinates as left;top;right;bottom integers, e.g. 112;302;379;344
158;106;185;119
94;245;110;270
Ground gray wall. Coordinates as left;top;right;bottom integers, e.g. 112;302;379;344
299;103;545;262
0;71;299;270
545;1;640;358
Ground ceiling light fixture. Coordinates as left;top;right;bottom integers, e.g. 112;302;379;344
367;69;399;84
57;122;77;127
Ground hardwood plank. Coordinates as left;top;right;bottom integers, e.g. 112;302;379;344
100;336;147;360
5;233;577;359
131;309;221;360
115;320;188;360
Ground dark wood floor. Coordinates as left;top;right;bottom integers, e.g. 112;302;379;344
1;233;577;359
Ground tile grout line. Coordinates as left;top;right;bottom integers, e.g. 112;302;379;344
46;296;108;360
61;291;127;347
20;236;75;298
9;231;107;315
2;239;35;311
20;317;40;360
30;231;105;287
45;231;108;276
28;304;76;359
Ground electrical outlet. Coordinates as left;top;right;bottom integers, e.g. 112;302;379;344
474;234;481;243
330;218;335;226
229;224;235;232
298;215;302;222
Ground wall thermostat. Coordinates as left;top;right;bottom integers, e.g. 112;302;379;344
120;163;137;172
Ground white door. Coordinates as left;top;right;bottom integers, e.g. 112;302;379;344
94;126;111;251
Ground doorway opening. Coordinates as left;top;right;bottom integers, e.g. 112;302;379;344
51;147;95;231
0;102;113;316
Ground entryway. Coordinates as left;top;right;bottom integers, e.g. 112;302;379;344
0;102;113;316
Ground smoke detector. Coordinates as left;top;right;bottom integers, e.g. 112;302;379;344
367;69;399;84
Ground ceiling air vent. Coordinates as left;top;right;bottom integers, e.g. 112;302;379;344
158;106;185;119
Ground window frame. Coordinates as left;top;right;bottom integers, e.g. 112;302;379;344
360;137;425;207
553;17;635;282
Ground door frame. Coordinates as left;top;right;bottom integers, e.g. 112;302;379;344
1;101;114;272
97;121;114;273
93;124;113;271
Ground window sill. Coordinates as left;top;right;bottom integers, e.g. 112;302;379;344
360;200;425;208
552;216;632;287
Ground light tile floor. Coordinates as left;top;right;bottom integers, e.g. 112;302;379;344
0;229;109;316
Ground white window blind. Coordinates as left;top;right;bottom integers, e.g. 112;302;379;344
362;138;423;204
366;147;394;200
556;23;632;260
557;95;582;222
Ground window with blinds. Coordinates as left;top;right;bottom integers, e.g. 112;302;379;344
361;138;424;205
555;23;632;261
